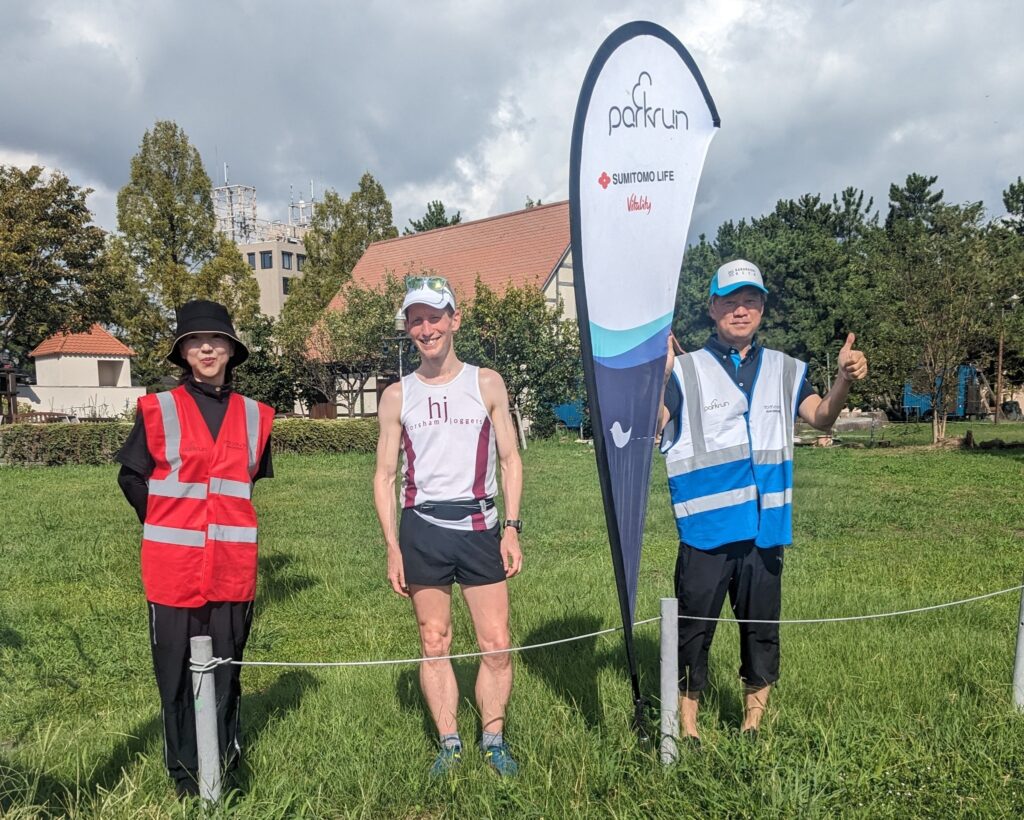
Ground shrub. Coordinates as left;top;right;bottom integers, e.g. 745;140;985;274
0;418;380;466
0;422;131;466
528;405;558;439
271;418;379;455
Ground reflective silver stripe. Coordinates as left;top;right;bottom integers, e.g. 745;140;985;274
781;355;799;455
209;477;252;499
153;390;198;494
143;523;206;548
155;391;182;475
243;397;260;474
761;489;793;510
207;524;258;543
673;485;757;518
678;354;707;457
667;443;750;477
148;478;208;499
752;448;787;465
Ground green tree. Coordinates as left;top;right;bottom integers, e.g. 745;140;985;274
116;120;218;304
233;315;296;413
676;191;879;403
194;236;260;329
283;173;399;357
403;200;462;234
1001;176;1024;236
983;210;1024;402
457;279;582;435
293;275;404;416
873;200;994;442
0;165;110;359
112;120;261;386
302;173;398;291
885;172;943;232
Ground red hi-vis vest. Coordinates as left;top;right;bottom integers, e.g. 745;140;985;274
139;386;273;607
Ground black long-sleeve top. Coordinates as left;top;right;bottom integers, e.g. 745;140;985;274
115;377;273;523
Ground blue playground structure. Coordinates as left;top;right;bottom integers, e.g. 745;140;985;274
902;364;989;420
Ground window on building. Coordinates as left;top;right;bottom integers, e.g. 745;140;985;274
260;250;273;269
282;277;291;296
98;360;122;387
296;254;306;272
282;251;293;270
246;252;256;269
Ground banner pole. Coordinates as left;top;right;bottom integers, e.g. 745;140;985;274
1013;574;1024;711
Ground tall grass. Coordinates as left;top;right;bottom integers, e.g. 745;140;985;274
2;428;1024;817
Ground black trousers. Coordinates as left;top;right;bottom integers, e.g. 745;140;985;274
147;600;253;786
675;540;783;693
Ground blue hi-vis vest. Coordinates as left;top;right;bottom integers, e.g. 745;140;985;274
661;347;807;550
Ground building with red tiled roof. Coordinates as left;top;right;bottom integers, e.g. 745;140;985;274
28;324;137;358
329;200;574;319
317;202;575;418
18;325;144;418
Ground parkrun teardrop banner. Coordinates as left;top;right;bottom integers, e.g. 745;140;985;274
570;21;719;705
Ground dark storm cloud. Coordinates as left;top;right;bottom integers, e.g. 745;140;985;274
0;0;1021;240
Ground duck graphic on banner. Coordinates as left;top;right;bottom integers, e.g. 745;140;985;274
569;21;719;716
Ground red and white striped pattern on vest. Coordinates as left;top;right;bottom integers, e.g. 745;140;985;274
139;386;274;607
399;364;498;531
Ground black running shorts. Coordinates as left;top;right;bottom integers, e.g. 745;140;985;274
398;508;506;587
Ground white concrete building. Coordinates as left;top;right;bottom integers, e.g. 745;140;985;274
19;325;144;418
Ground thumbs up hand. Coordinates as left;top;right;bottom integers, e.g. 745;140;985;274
837;332;868;383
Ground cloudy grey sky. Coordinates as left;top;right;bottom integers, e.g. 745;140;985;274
2;0;1021;243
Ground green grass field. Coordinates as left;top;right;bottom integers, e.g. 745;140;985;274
2;426;1024;818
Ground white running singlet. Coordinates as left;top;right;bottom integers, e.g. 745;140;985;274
399;364;498;531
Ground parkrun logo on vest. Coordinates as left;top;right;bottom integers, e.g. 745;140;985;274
703;398;730;412
608;72;689;136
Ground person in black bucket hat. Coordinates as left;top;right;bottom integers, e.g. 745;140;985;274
165;299;249;371
114;299;275;800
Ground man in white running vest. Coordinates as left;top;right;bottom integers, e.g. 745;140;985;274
660;259;868;742
374;275;523;777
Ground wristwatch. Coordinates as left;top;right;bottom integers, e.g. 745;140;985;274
503;519;523;533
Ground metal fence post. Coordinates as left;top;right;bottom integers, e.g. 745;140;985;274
660;597;679;765
1013;578;1024;712
190;636;222;802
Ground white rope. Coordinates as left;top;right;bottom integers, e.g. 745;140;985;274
185;584;1023;672
676;584;1024;624
189;622;628;672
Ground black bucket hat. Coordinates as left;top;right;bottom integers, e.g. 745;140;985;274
166;300;249;369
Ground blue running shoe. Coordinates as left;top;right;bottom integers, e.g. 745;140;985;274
483;742;519;777
429;744;462;778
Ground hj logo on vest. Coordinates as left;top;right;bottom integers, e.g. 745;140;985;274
428;396;449;423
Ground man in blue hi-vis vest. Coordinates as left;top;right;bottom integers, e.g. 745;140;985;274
659;259;868;742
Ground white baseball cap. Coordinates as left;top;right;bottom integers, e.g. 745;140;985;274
401;275;456;314
709;259;768;297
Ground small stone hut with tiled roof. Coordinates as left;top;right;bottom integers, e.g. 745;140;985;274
322;201;573;416
18;325;145;418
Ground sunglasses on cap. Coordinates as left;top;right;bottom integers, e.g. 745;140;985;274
405;275;453;295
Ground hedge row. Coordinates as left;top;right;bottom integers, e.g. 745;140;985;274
270;418;378;455
0;418;380;466
0;422;132;466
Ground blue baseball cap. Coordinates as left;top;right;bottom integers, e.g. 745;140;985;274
709;259;768;297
